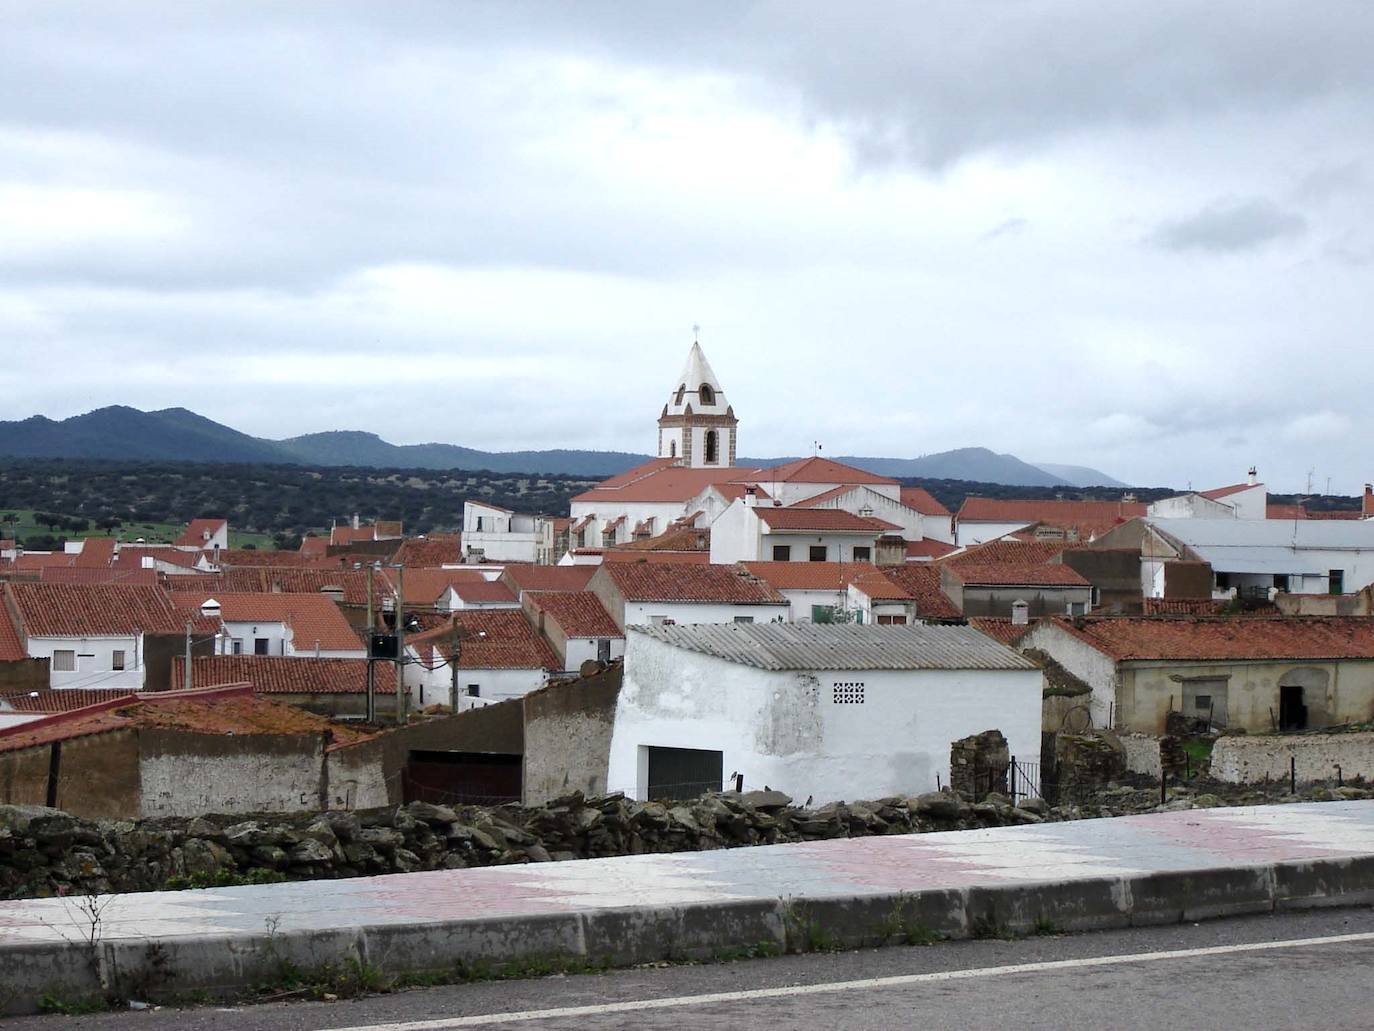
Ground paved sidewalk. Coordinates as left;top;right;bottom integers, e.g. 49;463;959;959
3;800;1374;1012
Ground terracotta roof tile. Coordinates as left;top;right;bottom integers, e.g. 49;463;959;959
943;538;1072;567
949;563;1091;587
500;564;598;594
755;457;897;485
957;498;1146;535
0;602;27;661
448;580;518;605
1049;616;1374;661
168;592;363;652
383;567;490;607
1142;598;1228;616
596;562;786;605
299;536;329;558
217;549;345;569
1266;503;1308;520
754;508;898;533
905;539;957;560
0;685;374;754
743;561;878;591
876;565;964;620
407;610;559;670
612;526;711;552
8;582;183;637
162;567;381;606
173;518;227;548
40;567;159;587
573;460;760;504
1201;482;1257;500
968;617;1037;646
0;688;136;713
172;655;396;695
392;534;463;568
899;487;951;517
72;537;117;568
525;591;622;637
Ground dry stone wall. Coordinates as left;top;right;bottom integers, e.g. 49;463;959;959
1211;731;1374;784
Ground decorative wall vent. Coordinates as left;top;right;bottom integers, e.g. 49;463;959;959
833;682;865;704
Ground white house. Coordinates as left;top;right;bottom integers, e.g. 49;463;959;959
4;581;186;691
403;610;559;709
461;501;557;564
521;591;625;674
605;622;1043;803
589;561;790;629
174;518;229;552
168;593;365;658
709;497;897;565
1148;470;1268;521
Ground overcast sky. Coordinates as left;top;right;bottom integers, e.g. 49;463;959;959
2;2;1372;492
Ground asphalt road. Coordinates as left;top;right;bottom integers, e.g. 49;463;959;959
13;907;1374;1030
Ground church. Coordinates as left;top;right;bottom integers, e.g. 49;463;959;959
559;341;954;563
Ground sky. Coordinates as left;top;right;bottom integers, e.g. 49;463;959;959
1;2;1371;492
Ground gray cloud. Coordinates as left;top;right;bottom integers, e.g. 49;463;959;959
1151;198;1308;253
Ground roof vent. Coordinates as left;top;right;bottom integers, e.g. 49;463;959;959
200;598;222;618
1011;599;1029;626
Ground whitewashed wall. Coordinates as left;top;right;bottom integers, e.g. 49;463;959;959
622;600;790;627
1021;622;1119;729
956;521;1035;547
1211;732;1374;784
606;632;1043;803
26;635;146;690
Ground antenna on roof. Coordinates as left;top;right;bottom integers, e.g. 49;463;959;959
813;441;822;457
692;322;700;344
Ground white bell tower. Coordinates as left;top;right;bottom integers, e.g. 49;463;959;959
657;339;738;468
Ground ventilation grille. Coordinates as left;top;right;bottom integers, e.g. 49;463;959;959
833;682;865;704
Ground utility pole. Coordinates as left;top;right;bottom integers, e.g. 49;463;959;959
183;620;193;691
395;565;406;725
364;563;376;723
449;646;460;713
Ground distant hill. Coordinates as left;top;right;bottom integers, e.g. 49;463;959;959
1030;462;1131;489
0;406;1128;488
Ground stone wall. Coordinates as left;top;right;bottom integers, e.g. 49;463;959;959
1211;732;1374;784
1121;734;1162;778
949;729;1009;799
0;787;1048;901
523;664;622;804
139;730;327;818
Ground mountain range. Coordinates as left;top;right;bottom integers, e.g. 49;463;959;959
0;407;1129;487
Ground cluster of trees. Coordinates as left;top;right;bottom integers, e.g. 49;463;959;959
0;459;600;537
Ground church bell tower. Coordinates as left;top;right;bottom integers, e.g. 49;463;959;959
657;340;738;468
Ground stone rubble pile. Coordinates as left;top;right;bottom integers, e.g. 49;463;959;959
2;780;1368;901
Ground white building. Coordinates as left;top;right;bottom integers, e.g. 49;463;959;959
656;340;738;468
709;496;896;564
605;623;1043;803
589;561;791;629
168;593;365;658
403;610;558;709
461;501;557;564
1148;470;1267;521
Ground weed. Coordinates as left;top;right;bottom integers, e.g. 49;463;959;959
1032;915;1060;937
37;993;108;1016
780;898;839;954
971;914;1016;941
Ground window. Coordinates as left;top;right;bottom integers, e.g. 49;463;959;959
111;650;126;671
1273;574;1290;592
466;684;480;697
877;614;907;625
811;605;834;624
52;650;75;672
833;682;865;704
704;430;719;464
853;546;871;563
232;639;244;655
772;544;792;561
675;385;686;405
733;615;755;624
809;545;827;562
651;615;670;626
254;637;270;655
1068;601;1087;616
1193;694;1211;712
1215;572;1231;590
475;516;484;531
669;440;677;459
1330;569;1345;594
699;383;715;405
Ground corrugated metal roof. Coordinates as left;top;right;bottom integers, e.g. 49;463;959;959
628;622;1037;671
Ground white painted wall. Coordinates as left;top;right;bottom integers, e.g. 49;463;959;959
564;635;626;673
401;651;548;708
758;531;881;564
139;745;323;818
956;520;1035;547
1148;494;1235;519
1021;621;1119;730
1211;732;1374;784
623;600;790;627
26;634;146;690
606;632;1044;803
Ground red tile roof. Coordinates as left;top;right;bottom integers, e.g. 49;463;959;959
168;592;363;652
501;564;598;594
743;561;877;591
72;537;117;568
217;548;345;569
13;552;79;571
525;591;622;638
1266;503;1308;520
573;459;761;504
1307;510;1366;521
942;538;1072;568
949;563;1091;588
596;562;787;605
1049;616;1374;661
330;525;378;546
968;617;1037;646
392;534;463;568
172;655;396;695
299;536;329;558
0;685;373;754
407;610;560;670
957;498;1146;533
612;526;711;552
162;567;380;606
0;688;138;713
8;582;184;637
448;580;518;605
1201;482;1258;500
112;545;204;571
755;457;897;486
754;508;898;533
1142;598;1228;616
899;487;951;517
0;602;27;661
174;518;227;548
876;565;963;620
40;566;159;587
905;539;957;560
383;567;490;607
847;568;913;601
601;550;713;564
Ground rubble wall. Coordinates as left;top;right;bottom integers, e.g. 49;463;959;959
1211;732;1374;784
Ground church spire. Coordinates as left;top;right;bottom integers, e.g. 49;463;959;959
657;339;738;468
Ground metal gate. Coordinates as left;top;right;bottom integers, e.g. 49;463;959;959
645;746;723;801
402;750;522;806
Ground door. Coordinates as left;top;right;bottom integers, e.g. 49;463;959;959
402;750;521;805
645;746;723;801
1279;685;1308;731
596;638;612;663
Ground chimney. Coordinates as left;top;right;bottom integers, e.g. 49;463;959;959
200;598;222;619
744;486;757;508
1248;466;1258;486
1011;599;1029;626
352;513;361;530
1364;484;1374;518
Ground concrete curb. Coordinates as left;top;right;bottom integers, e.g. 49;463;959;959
3;852;1373;1014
